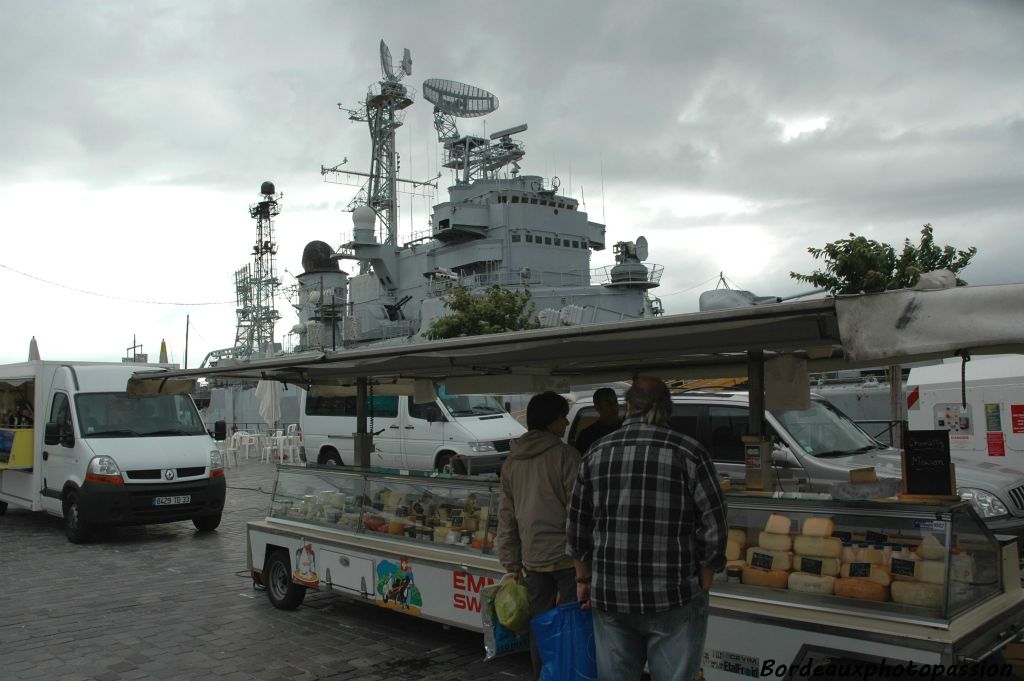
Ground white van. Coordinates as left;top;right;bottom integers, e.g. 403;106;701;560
0;361;226;543
299;388;526;475
908;355;1024;469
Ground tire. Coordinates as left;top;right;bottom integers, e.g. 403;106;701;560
0;500;7;515
193;513;222;532
265;550;306;610
435;452;466;475
63;491;93;544
319;449;342;466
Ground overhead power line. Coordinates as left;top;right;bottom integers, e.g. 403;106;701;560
0;261;234;306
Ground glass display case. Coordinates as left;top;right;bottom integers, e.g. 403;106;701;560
268;465;501;556
715;493;1004;625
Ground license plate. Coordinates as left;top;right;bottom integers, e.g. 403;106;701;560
152;495;191;506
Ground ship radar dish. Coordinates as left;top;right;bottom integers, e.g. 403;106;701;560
635;236;649;261
380;40;395;79
422;78;498;118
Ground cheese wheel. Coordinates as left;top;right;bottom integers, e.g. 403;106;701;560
890;556;923;582
918;534;945;561
728;528;747;546
918;560;946;585
792;555;840;577
788;572;836;595
839;563;892;587
726;538;744;562
746;548;793;571
742;566;789;589
856;546;886;565
835;578;889;602
891;580;943;608
758;531;793;552
764;514;792;534
793;535;843;559
801;517;835;538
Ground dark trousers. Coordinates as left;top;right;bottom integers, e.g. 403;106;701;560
525;568;577;679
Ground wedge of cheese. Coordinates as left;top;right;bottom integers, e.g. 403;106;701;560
917;534;946;561
792;555;840;577
746;548;793;571
891;580;943;608
726;538;744;562
788;572;836;595
839;563;892;587
757;531;793;552
835;578;889;602
742;566;789;589
764;514;792;535
793;535;843;559
801;517;835;538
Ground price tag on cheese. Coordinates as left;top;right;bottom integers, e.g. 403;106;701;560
865;530;888;544
800;557;823;575
750;551;775;570
891;557;916;577
848;562;872;577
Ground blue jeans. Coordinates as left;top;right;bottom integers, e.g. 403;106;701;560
592;590;709;681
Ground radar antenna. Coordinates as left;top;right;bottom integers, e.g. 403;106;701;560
422;78;527;183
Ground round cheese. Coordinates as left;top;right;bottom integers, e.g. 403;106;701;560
792;555;840;577
839;563;892;587
891;580;944;608
728;528;747;546
742;567;789;589
788;572;836;595
726;538;744;562
757;531;793;552
801;517;835;538
917;534;946;561
764;514;792;535
834;578;889;602
793;535;843;559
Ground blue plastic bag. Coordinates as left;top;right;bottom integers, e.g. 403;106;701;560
531;602;597;681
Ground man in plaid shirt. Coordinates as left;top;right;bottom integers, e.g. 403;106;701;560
566;377;728;681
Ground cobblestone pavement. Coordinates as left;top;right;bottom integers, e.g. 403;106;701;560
0;457;532;681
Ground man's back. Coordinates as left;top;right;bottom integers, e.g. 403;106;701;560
568;416;727;613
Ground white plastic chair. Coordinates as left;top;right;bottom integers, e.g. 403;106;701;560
239;432;259;460
261;430;286;464
218;440;237;468
226;432;245;464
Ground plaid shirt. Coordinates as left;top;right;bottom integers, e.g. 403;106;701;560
566;415;728;613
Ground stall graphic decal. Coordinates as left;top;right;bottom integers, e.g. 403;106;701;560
376;557;422;615
292;544;319;587
1012;405;1024;434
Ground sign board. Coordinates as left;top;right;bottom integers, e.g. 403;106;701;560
900;430;957;500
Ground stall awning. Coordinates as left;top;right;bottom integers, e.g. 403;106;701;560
130;283;1024;392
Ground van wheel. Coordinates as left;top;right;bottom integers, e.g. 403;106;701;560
320;450;342;466
63;491;92;544
265;550;306;610
0;500;7;515
435;453;466;475
193;513;222;532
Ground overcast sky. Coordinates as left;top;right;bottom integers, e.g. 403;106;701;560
2;1;1022;366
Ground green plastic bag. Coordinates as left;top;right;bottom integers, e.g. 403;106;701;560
495;578;531;634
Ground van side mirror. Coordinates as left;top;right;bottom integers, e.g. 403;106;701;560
504;401;512;414
45;421;74;447
213;420;228;441
771;445;799;469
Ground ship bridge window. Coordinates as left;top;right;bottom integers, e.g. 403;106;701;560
530;198;538;205
511;196;520;203
554;238;561;246
526;234;534;243
544;237;552;245
498;196;508;203
572;240;579;248
557;203;565;209
511;233;521;242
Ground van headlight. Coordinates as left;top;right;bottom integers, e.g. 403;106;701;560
958;488;1009;519
469;441;496;452
209;449;225;478
85;456;124;485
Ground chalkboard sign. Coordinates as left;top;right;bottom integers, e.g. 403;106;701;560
800;557;823;575
901;430;956;499
890;557;916;578
750;551;774;570
865;530;888;544
848;562;871;577
831;530;852;542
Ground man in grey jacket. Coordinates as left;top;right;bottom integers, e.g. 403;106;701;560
497;391;581;678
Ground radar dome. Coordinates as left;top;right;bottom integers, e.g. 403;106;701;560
301;241;339;273
352;205;377;243
260;180;276;195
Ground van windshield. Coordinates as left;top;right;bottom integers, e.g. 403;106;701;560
773;400;882;457
76;393;207;438
438;390;505;417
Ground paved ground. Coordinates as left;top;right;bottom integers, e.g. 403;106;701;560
0;457;533;681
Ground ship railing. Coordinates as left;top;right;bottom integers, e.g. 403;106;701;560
589;262;664;286
426;269;593;296
381;320;418;341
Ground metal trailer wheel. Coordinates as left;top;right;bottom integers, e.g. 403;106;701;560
265;550;306;610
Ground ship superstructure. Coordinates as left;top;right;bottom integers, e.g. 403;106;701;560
291;40;664;351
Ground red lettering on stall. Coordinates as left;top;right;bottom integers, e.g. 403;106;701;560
452;571;496;612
